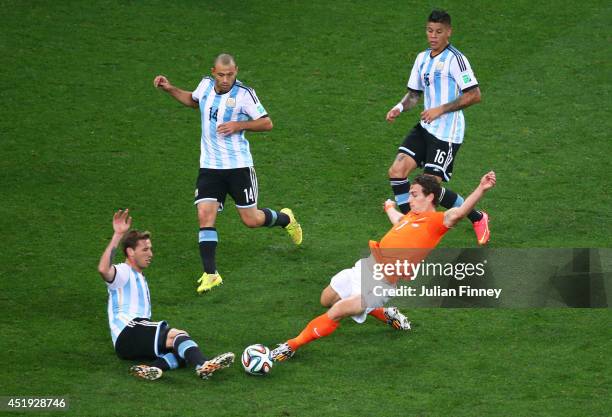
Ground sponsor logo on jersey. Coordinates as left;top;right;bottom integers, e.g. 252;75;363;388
462;74;472;83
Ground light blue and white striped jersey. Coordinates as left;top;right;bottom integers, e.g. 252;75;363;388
407;44;478;144
106;263;152;346
191;78;268;169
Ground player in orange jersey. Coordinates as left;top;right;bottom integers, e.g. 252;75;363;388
271;171;496;362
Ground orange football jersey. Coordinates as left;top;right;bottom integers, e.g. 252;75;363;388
369;211;450;274
379;211;449;249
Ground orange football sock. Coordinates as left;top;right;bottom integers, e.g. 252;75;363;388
287;313;339;351
368;307;387;323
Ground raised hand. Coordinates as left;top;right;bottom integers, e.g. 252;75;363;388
479;171;496;191
113;209;132;235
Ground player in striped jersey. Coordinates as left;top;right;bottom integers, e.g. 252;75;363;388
270;172;496;362
154;53;302;294
97;209;235;381
386;9;491;245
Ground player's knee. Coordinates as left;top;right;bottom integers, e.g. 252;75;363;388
174;329;189;338
388;165;399;178
166;328;188;346
388;162;408;179
320;293;331;307
320;288;338;307
198;210;216;226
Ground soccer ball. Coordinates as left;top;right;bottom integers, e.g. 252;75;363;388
241;344;273;375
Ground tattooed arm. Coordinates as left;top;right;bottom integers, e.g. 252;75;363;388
97;209;132;283
421;87;481;123
386;89;423;122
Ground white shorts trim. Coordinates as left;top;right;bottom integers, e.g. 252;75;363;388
194;198;224;212
424;163;451;181
153;320;168;357
194;198;219;205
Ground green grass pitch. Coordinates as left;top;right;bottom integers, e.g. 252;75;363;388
1;1;610;416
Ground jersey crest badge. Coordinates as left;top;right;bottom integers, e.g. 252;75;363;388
226;98;236;108
435;61;444;71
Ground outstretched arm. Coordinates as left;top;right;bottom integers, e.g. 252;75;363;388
443;171;496;228
153;75;198;108
98;209;132;282
386;89;422;122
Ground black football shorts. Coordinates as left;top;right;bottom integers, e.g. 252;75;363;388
115;318;169;360
398;123;462;182
194;167;258;210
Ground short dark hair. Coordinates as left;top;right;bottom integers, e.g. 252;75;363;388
428;9;451;26
413;175;442;206
214;53;236;67
122;230;151;256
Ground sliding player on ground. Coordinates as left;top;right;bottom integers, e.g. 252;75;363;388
271;172;496;362
97;209;235;380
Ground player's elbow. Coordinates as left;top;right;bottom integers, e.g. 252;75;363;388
471;88;481;104
443;208;462;228
98;264;116;282
98;269;111;282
